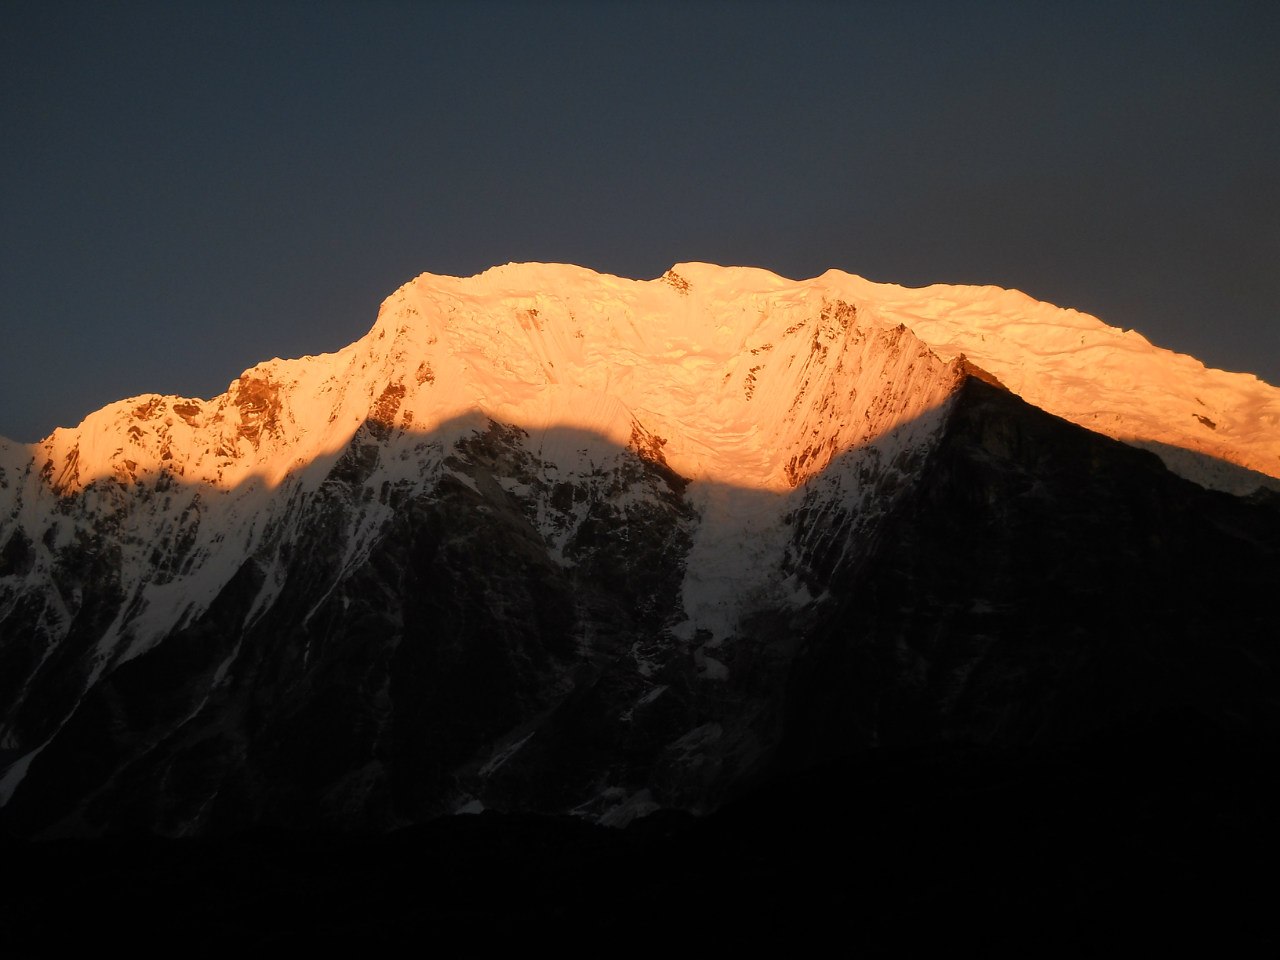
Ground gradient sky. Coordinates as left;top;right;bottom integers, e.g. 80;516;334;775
2;0;1277;443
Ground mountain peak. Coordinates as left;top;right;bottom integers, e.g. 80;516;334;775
2;261;1279;837
6;263;1278;499
353;261;1280;496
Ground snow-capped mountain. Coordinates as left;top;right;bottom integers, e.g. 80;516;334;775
1;263;1278;837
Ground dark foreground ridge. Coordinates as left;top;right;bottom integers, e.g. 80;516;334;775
3;731;1279;953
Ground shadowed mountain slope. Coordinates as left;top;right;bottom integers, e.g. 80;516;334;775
0;261;1276;847
2;375;1277;839
783;378;1280;767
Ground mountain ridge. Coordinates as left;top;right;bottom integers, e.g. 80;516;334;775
1;261;1278;838
4;262;1278;496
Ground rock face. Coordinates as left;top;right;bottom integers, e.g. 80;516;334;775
0;263;1277;838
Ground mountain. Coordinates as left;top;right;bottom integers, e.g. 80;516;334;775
1;262;1278;847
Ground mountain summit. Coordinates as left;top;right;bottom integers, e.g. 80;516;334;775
10;262;1279;495
1;263;1278;837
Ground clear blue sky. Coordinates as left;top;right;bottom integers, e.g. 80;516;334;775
2;0;1277;442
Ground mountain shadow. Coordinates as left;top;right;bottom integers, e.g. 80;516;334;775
1128;435;1280;497
0;374;1278;846
782;377;1280;766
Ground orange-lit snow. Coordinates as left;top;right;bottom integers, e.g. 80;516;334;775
7;262;1274;501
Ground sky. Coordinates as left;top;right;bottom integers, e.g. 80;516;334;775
2;0;1277;443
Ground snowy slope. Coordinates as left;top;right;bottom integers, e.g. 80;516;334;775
2;260;1276;702
0;266;953;672
814;274;1280;493
2;260;1275;679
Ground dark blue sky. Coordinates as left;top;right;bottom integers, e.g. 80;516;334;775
2;0;1277;442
